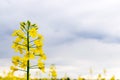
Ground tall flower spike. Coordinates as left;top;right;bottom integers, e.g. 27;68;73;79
11;21;47;80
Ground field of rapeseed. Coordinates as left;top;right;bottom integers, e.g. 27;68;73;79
0;70;117;80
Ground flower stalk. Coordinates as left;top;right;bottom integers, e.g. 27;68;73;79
27;25;30;80
11;20;47;80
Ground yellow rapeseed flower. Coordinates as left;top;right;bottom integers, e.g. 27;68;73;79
17;45;24;54
51;70;57;78
50;64;57;78
29;28;38;38
34;39;43;47
24;51;35;60
38;34;44;40
10;66;18;72
11;43;18;51
15;37;22;43
12;29;25;38
40;54;47;60
38;59;45;72
12;30;20;36
20;58;27;69
12;56;21;66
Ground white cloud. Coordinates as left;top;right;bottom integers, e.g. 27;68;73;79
44;38;120;78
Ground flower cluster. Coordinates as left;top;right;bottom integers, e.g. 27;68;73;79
49;64;57;79
11;21;46;72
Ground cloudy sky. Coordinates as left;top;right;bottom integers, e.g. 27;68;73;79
1;0;120;78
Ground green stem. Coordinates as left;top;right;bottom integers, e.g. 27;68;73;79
18;69;27;72
30;65;38;68
27;26;30;80
13;42;26;47
27;60;29;80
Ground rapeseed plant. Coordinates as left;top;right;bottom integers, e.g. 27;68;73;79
11;21;47;80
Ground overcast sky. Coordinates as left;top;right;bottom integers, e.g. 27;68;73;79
1;0;120;78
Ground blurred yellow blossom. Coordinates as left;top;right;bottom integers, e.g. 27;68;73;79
12;56;21;66
10;66;18;72
38;59;45;72
49;64;57;79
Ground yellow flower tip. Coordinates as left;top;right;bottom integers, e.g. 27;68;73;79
34;40;43;47
27;20;31;26
12;56;21;66
29;27;38;38
29;53;35;59
12;30;18;36
38;59;45;72
32;24;38;29
38;67;45;73
12;29;24;38
41;54;47;60
38;34;44;40
10;66;18;72
15;37;22;43
11;43;17;49
20;22;25;27
20;58;27;69
24;51;35;60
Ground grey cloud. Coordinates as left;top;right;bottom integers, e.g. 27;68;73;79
73;31;106;40
0;36;14;58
